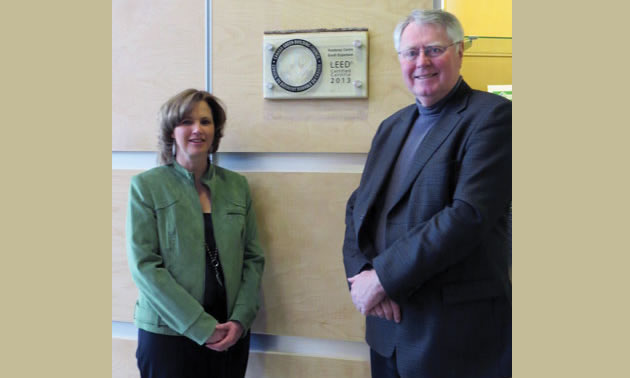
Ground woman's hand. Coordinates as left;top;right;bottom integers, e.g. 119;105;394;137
206;327;228;345
205;321;244;351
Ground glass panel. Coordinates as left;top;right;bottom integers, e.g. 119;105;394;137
463;36;512;57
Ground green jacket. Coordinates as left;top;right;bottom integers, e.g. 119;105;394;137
126;160;265;345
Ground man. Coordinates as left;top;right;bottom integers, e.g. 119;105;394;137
343;9;511;378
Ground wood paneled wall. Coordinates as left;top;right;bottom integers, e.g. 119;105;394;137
112;0;206;151
244;172;363;340
246;351;370;378
212;0;431;152
112;170;138;321
112;338;138;378
113;0;432;152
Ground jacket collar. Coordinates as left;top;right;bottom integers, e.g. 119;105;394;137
358;105;417;218
171;158;216;184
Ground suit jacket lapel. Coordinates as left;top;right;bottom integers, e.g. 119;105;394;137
355;106;417;228
387;83;471;212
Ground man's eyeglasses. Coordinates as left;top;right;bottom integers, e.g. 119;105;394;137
398;42;460;61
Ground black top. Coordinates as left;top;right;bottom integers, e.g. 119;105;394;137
202;213;227;322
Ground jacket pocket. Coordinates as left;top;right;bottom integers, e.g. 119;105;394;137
154;197;180;252
441;280;504;305
225;202;246;225
226;205;246;216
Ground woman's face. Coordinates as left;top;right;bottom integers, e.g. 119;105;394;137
172;101;215;165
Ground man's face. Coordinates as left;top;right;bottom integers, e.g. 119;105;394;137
398;22;463;107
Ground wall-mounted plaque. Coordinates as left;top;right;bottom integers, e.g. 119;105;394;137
263;28;368;100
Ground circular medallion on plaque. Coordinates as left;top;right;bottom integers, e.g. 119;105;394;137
271;39;323;92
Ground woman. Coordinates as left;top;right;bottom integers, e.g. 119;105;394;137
126;89;265;378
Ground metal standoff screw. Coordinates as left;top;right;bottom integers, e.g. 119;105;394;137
353;40;362;48
265;43;274;51
266;82;274;89
353;80;363;88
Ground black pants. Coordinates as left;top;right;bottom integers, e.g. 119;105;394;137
136;329;250;378
371;348;401;378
